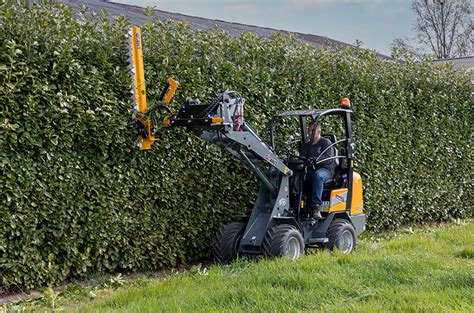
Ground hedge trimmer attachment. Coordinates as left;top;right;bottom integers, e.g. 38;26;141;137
127;26;179;150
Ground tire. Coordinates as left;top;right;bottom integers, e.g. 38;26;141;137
326;218;357;253
263;224;305;260
212;222;246;264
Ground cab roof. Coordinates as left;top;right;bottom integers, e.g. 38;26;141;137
276;108;352;118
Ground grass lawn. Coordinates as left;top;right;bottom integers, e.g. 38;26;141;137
4;221;473;312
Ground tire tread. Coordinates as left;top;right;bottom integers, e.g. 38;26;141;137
213;222;246;264
326;218;357;252
263;224;303;258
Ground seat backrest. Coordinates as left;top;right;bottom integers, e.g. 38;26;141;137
323;134;337;144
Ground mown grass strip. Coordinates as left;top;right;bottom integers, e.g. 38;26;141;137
55;221;472;312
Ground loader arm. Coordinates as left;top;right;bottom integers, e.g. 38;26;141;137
127;27;290;195
163;91;292;196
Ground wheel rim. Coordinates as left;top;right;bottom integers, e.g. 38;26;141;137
340;230;354;253
285;237;301;259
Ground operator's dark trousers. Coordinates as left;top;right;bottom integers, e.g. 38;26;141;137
309;168;333;207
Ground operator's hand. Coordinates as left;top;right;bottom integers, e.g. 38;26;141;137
296;155;316;168
306;156;316;164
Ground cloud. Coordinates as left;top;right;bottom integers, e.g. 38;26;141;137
290;0;384;7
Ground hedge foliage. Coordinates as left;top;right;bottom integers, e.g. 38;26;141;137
1;1;472;290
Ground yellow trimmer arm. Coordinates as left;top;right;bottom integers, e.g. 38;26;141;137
128;26;179;150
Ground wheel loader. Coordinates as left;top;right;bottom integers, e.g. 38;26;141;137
128;27;366;263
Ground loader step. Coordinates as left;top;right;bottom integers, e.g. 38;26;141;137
308;237;329;244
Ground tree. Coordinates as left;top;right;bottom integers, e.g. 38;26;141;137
412;0;473;58
390;37;424;60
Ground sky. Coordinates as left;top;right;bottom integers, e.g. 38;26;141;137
114;0;416;56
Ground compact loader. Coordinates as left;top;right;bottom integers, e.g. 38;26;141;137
128;27;366;262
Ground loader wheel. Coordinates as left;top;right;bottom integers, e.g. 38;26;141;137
327;218;356;253
263;224;304;260
213;222;246;264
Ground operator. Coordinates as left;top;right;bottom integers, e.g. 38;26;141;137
301;122;336;219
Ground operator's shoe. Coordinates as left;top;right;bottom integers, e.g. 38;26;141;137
312;205;323;220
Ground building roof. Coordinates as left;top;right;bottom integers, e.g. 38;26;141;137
433;56;474;79
58;0;354;51
433;56;474;69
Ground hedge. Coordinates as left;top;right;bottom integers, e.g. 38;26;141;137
1;1;472;290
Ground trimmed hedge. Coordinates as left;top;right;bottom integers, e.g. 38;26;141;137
1;2;472;289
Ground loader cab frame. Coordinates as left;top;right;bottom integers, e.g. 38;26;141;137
269;108;356;215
